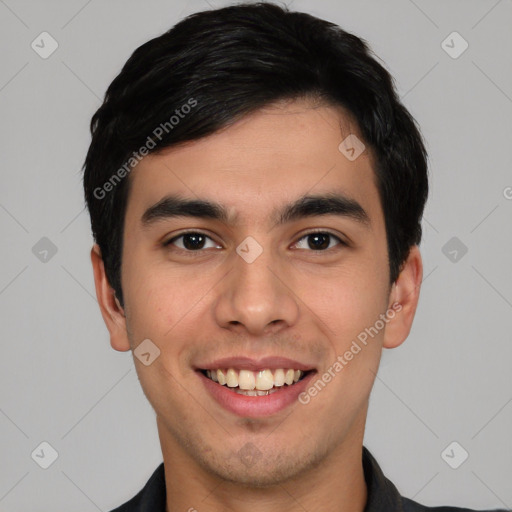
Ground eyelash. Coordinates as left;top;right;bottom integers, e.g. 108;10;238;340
162;229;346;255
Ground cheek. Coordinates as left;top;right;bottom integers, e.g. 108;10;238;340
131;290;183;340
303;264;389;343
122;261;186;340
122;263;218;371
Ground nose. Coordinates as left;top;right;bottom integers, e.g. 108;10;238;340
212;242;300;337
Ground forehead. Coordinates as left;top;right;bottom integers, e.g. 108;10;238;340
124;99;381;227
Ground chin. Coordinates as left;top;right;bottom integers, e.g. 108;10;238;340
200;444;326;488
214;464;297;488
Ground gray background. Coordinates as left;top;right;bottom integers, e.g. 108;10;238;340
0;0;511;510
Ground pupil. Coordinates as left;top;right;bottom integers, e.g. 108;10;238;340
308;233;329;250
183;233;205;250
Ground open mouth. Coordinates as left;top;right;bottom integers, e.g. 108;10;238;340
200;368;314;396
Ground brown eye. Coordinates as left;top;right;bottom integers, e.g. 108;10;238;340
294;231;344;251
180;233;206;250
164;232;221;251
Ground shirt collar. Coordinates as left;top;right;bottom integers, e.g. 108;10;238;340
362;446;404;512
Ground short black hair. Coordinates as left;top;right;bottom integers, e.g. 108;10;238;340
83;1;428;307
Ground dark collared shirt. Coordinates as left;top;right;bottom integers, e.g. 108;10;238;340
109;446;506;511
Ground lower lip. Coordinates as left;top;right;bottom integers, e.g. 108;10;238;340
198;370;316;418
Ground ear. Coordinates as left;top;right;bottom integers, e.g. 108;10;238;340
90;244;131;352
382;245;423;349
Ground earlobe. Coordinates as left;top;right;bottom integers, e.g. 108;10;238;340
90;244;131;352
382;245;423;349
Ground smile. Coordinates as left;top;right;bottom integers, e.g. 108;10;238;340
202;368;309;395
198;366;316;417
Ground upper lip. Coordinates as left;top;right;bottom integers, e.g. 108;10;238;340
195;356;316;372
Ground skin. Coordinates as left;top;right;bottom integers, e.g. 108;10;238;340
91;98;422;512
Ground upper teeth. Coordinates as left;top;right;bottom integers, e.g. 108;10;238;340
206;368;304;390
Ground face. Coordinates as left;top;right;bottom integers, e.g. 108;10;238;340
92;98;422;487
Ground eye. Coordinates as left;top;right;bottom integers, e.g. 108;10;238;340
163;230;346;254
293;231;345;251
163;231;221;252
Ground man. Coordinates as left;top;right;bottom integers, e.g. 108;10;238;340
82;2;505;511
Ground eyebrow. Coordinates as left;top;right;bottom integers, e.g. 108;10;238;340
141;192;370;229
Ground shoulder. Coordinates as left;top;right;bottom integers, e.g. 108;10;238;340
402;496;507;512
108;462;166;512
362;446;506;512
